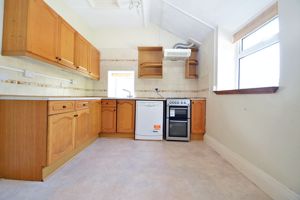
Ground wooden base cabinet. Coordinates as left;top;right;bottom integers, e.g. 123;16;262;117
48;112;76;165
0;99;100;181
191;99;206;140
101;100;117;133
117;100;135;134
100;100;135;138
75;109;90;148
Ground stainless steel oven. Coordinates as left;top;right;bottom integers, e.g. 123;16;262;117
166;99;190;141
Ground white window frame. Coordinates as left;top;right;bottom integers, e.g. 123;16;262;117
236;16;280;89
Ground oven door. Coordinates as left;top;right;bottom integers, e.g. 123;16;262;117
168;106;189;120
166;119;190;141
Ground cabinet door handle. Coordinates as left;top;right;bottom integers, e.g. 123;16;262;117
62;105;66;109
74;114;78;117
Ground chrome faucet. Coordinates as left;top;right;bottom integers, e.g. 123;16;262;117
122;89;133;98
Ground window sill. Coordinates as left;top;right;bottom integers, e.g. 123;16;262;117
214;87;279;95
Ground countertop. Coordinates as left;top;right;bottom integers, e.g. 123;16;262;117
0;95;206;101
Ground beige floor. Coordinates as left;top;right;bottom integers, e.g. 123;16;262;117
0;138;271;200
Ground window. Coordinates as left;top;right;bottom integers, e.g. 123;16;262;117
108;71;135;98
215;3;280;94
237;17;280;89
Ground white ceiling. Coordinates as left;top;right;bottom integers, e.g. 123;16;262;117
63;0;145;28
62;0;275;42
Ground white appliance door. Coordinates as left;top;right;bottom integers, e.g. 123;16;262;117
135;101;163;140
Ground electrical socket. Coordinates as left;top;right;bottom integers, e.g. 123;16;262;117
23;70;35;78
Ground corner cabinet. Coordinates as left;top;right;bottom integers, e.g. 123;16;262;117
191;99;206;140
138;47;163;78
2;0;100;80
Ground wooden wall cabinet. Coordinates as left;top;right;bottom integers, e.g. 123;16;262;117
2;0;100;80
57;17;76;69
138;47;163;78
117;100;135;134
185;48;199;79
75;33;90;74
89;45;101;80
191;99;206;140
101;100;117;133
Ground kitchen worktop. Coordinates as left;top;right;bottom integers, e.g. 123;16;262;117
0;95;206;101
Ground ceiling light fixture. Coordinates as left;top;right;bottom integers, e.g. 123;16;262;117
129;0;142;10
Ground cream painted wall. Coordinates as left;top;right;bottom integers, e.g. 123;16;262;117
92;25;205;98
0;0;97;96
206;0;300;194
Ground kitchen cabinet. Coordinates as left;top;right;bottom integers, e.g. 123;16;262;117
117;100;135;134
89;46;100;80
57;17;76;69
1;0;100;80
191;99;206;140
185;48;199;79
101;100;117;133
75;33;90;74
2;0;58;62
0;99;100;181
100;100;135;138
48;112;76;165
138;47;163;78
89;100;102;139
75;108;90;148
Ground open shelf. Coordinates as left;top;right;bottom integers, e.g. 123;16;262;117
185;48;199;79
138;47;163;78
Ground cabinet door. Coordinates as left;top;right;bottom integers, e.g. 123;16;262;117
89;101;101;139
191;100;206;139
75;109;90;148
48;112;75;165
27;0;58;62
75;33;90;73
101;107;116;133
89;46;100;79
57;18;76;69
117;100;135;134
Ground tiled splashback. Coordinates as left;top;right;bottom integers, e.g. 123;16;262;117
0;56;97;96
93;48;205;98
0;48;209;98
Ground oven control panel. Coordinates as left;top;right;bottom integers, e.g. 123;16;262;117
167;99;190;106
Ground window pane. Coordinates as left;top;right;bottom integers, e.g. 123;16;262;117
108;71;135;98
239;43;280;89
242;18;279;51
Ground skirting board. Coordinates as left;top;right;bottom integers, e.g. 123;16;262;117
204;134;300;200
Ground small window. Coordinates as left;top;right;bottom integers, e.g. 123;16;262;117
108;71;135;98
237;17;280;89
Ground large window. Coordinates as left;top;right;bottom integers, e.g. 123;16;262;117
108;71;135;98
237;17;280;89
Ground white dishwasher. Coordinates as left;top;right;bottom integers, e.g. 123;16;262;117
135;100;164;140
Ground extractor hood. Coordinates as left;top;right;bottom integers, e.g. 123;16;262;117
163;48;191;60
